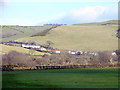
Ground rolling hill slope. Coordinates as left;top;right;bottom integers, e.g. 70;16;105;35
2;25;54;42
1;44;49;55
15;20;118;51
73;20;118;26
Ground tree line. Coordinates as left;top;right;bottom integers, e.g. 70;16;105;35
2;50;118;69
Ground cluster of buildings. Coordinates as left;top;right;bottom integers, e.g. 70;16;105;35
22;44;41;49
21;44;117;56
21;44;46;51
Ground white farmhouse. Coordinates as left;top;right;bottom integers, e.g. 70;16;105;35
112;52;116;56
84;51;88;54
80;51;83;54
22;44;29;48
89;52;98;56
22;44;40;48
55;51;61;53
40;47;46;51
68;51;77;54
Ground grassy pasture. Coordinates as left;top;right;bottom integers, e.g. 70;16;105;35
2;67;118;88
16;24;118;51
73;20;118;25
0;44;49;55
2;26;53;42
1;20;118;51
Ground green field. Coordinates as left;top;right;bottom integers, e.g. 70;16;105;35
2;68;118;88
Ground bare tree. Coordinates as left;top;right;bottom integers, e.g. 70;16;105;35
98;51;112;66
2;51;37;67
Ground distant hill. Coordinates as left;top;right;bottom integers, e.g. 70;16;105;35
73;20;118;26
15;20;118;51
1;25;54;42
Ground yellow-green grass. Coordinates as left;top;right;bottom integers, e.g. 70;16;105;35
16;24;118;51
73;20;118;26
1;44;50;55
2;26;53;42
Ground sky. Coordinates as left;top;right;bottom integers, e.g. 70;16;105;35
0;0;119;26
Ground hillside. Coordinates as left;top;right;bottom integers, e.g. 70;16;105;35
1;25;54;42
15;20;118;51
0;44;50;55
73;20;118;26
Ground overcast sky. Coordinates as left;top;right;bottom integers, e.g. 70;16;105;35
0;0;119;26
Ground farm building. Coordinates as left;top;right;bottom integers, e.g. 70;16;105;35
68;51;83;55
21;44;41;48
87;51;98;56
68;51;77;54
55;50;61;54
112;52;116;56
39;47;47;51
48;50;61;54
76;51;83;55
83;51;88;54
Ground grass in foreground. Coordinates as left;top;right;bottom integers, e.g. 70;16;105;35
2;67;118;88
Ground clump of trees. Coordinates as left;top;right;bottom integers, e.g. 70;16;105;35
35;51;118;67
98;51;112;66
2;51;37;67
2;50;118;69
